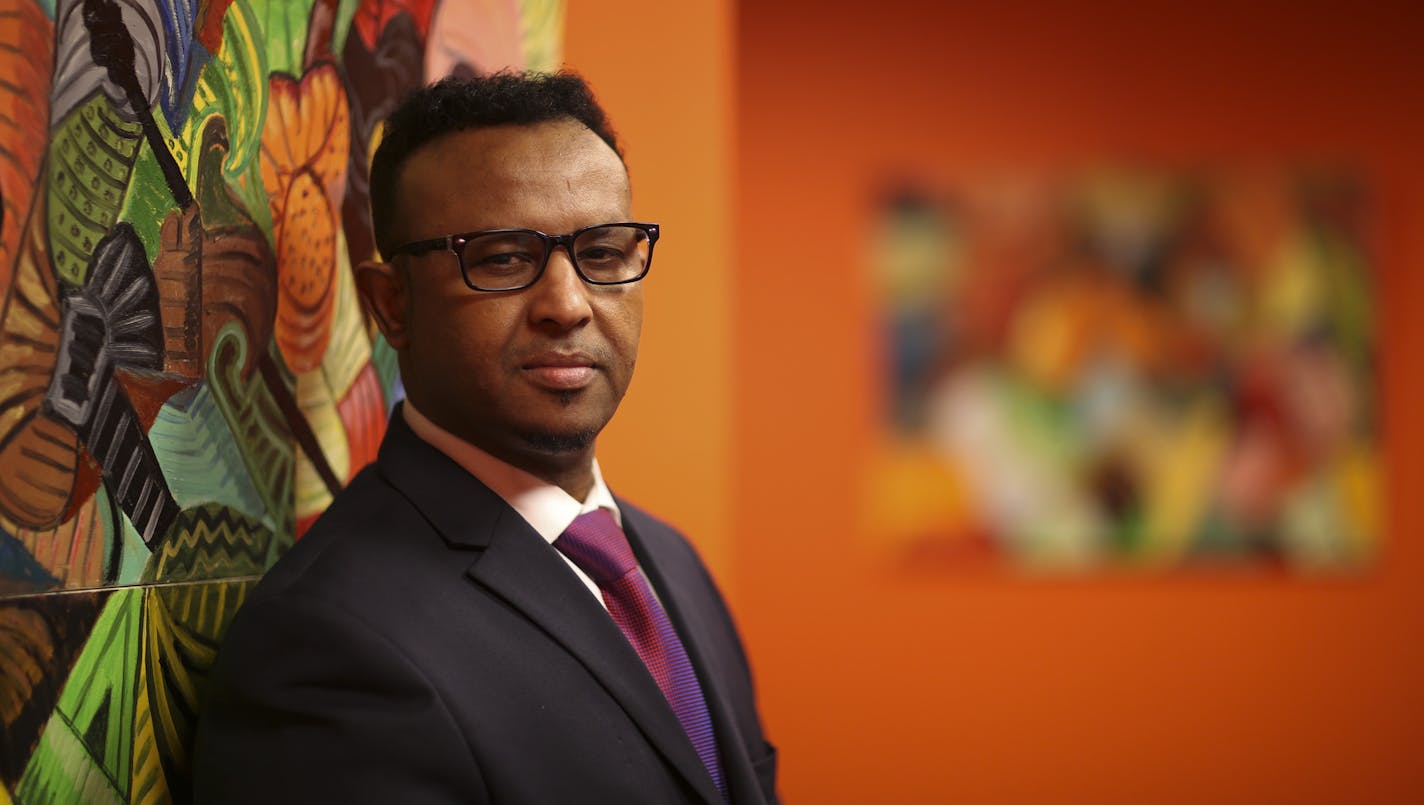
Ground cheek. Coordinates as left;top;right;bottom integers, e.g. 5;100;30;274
407;293;510;379
411;281;495;343
606;292;644;364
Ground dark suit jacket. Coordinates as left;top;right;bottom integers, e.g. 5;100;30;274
193;412;777;803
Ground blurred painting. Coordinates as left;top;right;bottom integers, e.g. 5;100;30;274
862;168;1382;571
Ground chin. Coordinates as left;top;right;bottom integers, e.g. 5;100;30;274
517;426;600;455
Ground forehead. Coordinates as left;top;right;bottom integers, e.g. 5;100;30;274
394;119;630;238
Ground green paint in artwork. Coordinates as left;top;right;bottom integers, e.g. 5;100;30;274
371;332;401;404
137;545;274;797
99;486;150;587
217;0;270;179
193;118;252;233
120;142;178;261
143;504;275;583
139;578;262;797
130;677;170;805
11;712;124;805
176;0;272;241
46;95;144;286
205;323;297;538
246;0;320;76
520;0;567;71
229;166;275;245
333;0;361;57
14;589;143;803
149;386;269;522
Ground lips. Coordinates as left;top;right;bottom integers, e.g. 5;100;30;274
521;352;597;391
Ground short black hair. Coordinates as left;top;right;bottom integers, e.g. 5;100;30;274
368;70;622;259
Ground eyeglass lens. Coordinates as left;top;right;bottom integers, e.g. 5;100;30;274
461;225;651;290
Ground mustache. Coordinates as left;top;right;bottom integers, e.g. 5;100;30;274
516;344;613;368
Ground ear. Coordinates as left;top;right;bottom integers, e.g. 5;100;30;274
355;259;412;349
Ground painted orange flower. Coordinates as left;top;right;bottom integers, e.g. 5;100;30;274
259;62;350;373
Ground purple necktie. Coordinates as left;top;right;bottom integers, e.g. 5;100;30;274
555;509;726;798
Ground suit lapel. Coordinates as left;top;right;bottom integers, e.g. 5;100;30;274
466;529;723;804
376;414;722;804
622;504;767;805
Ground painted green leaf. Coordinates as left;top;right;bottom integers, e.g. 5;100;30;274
149;385;268;521
178;0;270;192
46;95;144;287
205;323;295;538
14;588;142;804
245;0;318;77
135;576;260;802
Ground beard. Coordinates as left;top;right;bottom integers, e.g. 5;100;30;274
514;387;607;454
517;426;599;455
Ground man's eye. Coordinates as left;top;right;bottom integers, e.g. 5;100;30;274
578;247;624;263
474;252;537;268
483;253;523;264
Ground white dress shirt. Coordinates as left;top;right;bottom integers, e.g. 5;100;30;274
402;400;618;607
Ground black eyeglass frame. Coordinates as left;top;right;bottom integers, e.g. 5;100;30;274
386;222;661;292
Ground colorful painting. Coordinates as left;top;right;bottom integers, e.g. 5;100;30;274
862;168;1382;571
0;0;563;800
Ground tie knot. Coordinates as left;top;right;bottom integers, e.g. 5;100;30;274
555;508;636;586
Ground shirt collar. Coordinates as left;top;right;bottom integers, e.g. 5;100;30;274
401;400;621;545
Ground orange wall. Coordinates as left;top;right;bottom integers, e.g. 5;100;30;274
735;2;1424;804
565;1;737;576
572;1;1424;802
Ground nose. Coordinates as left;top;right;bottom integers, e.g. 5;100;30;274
526;246;592;331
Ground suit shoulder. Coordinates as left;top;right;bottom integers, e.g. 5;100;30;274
615;496;729;599
244;464;435;605
616;497;702;556
615;496;684;540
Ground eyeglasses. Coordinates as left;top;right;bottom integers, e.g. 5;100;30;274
387;222;660;292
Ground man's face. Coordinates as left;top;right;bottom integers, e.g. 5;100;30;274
381;120;641;472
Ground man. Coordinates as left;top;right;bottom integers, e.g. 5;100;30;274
193;72;778;804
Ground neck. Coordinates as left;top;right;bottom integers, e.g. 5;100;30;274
512;449;597;502
400;400;599;502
